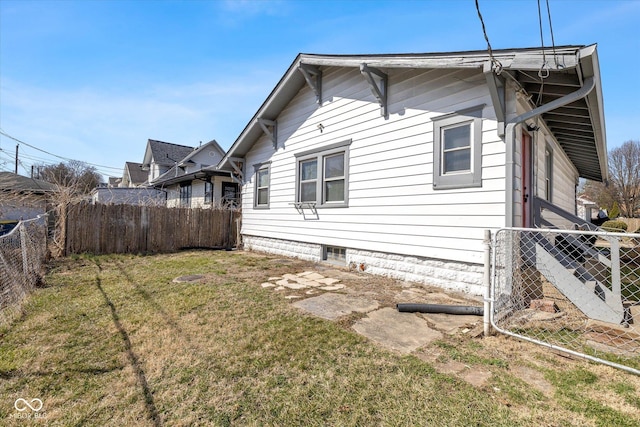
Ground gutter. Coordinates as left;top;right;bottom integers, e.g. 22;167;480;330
505;76;595;227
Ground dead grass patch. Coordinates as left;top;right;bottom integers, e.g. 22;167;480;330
0;250;638;426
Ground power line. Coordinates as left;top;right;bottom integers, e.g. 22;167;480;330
546;0;558;64
474;0;502;74
0;129;123;172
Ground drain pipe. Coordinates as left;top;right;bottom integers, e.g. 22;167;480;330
397;303;483;316
504;77;595;227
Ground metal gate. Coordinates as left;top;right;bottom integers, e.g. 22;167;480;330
490;227;640;375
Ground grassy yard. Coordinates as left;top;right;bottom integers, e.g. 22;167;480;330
1;250;640;426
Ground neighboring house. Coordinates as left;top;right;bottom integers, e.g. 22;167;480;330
0;171;56;220
216;45;607;295
90;187;166;206
120;162;147;188
141;139;196;184
576;196;599;223
152;140;238;208
108;177;122;187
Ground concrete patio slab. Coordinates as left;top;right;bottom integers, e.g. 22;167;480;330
353;308;443;354
292;292;379;320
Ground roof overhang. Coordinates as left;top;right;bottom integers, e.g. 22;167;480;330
151;169;230;188
217;45;607;181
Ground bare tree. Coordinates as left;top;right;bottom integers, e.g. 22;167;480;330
36;160;102;195
580;179;617;213
608;140;640;218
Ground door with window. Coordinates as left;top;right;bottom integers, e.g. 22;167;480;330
222;182;239;208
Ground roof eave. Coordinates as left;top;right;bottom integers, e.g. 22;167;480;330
579;45;608;182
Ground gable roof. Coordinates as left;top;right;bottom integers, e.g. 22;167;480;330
218;45;607;182
123;162;147;186
178;139;225;167
142;139;195;168
0;171;57;193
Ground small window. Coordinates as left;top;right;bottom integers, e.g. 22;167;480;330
433;107;483;190
180;182;192;207
323;245;346;264
295;140;351;208
254;163;270;208
545;146;553;202
204;179;213;205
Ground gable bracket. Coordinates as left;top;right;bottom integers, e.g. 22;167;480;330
257;118;278;149
298;64;322;104
484;61;506;137
360;63;388;118
228;157;244;184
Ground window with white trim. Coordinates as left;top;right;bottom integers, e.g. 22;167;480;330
433;108;483;190
254;163;270;208
295;140;351;207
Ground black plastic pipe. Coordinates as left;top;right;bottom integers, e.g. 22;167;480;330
396;303;483;316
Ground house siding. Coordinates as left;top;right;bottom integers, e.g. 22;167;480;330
241;67;506;293
166;176;234;208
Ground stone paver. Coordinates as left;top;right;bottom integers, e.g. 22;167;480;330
293;292;379;320
259;269;501;388
319;284;345;291
353;307;443;354
421;313;482;335
303;272;325;281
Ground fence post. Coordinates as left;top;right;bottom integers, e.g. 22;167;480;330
483;229;492;337
610;237;621;300
19;222;30;279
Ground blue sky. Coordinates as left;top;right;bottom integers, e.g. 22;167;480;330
1;0;638;179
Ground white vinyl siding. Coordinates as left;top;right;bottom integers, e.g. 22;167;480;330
242;67;506;265
533;135;577;214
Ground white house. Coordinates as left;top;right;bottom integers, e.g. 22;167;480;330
152;140;238;208
215;45;607;295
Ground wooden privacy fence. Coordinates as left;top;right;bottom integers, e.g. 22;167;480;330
63;203;239;255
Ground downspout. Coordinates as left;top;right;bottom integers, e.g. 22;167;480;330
505;76;595;227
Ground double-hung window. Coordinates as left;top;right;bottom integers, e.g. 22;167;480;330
295;140;351;207
204;179;213;205
180;182;192;207
433;107;483;190
254;163;270;208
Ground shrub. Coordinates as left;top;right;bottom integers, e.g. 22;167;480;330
609;201;620;219
601;220;628;232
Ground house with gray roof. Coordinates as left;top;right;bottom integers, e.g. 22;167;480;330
141;139;197;184
0;171;55;220
151;140;238;208
120;162;147;188
216;45;607;295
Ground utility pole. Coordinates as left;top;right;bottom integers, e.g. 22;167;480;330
15;144;19;174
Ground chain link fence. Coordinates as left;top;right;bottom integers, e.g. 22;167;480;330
0;215;49;325
491;227;640;374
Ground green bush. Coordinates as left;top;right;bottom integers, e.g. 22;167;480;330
601;220;628;232
609;201;620;219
